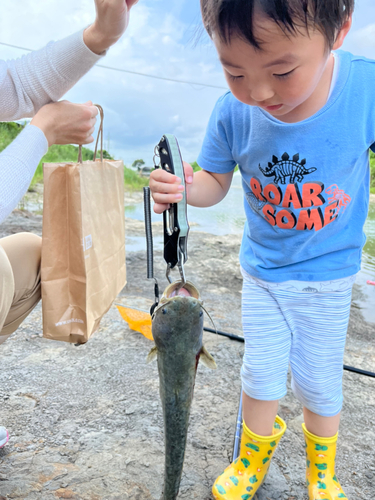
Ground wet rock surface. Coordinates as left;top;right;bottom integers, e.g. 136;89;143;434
0;209;374;499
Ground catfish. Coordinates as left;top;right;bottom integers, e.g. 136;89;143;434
148;280;216;500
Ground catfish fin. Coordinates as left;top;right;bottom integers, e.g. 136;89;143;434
199;346;217;369
147;346;158;363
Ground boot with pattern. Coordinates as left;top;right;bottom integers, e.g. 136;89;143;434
212;416;287;500
302;424;347;499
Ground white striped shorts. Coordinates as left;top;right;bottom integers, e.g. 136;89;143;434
241;268;354;417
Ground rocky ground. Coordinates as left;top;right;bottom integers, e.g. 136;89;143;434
0;198;374;499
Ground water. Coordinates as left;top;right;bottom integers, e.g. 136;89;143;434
125;173;246;236
356;203;375;323
126;173;375;324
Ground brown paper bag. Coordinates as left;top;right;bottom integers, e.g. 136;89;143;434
41;106;126;343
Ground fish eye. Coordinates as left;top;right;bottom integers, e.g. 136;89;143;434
199;311;203;317
162;308;167;315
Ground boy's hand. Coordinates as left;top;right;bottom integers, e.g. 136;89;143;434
84;0;140;55
31;101;98;147
149;161;194;214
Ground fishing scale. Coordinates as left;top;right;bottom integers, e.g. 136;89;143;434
144;134;190;314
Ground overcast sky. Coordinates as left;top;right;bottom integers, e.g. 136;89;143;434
1;0;375;166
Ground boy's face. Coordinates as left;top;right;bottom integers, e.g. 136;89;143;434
213;16;350;122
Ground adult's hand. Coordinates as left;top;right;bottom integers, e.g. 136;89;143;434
83;0;140;55
30;101;98;147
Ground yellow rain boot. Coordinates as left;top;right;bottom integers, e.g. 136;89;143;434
302;424;347;499
212;416;287;500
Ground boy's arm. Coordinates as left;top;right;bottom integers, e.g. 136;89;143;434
186;168;234;207
0;0;138;121
150;94;236;213
149;161;234;213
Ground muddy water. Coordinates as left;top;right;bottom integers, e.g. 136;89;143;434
125;173;375;324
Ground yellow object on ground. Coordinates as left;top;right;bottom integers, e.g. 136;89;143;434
212;416;287;499
302;423;347;499
116;305;153;340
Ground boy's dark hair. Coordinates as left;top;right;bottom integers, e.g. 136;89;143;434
201;0;354;50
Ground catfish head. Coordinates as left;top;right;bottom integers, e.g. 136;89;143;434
147;281;216;369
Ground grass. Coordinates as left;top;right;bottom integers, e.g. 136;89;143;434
191;161;202;172
31;144;104;184
123;166;149;191
0;122;24;149
370;151;375;194
191;161;239;173
0;122;149;190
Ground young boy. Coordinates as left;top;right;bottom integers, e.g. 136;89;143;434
149;0;369;498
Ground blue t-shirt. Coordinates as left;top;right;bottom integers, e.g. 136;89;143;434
197;50;375;282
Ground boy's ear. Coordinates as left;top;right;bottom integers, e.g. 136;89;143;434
332;16;352;50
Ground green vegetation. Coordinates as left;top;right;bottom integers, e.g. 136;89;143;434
370;150;375;194
31;144;113;184
0;122;149;190
123;166;149;190
132;159;145;169
191;161;239;173
0;122;24;149
191;161;202;172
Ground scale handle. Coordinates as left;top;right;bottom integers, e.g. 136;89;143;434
157;134;189;269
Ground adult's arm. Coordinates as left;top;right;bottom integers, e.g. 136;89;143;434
0;31;102;224
0;30;103;121
0;0;140;223
0;99;99;224
0;125;48;223
0;0;141;121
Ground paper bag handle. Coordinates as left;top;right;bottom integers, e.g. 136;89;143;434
78;104;104;163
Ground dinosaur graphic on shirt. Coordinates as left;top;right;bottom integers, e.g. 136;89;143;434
259;153;316;184
242;152;352;232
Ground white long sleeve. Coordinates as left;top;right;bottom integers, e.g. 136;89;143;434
0;29;104;223
0;29;103;120
0;126;48;222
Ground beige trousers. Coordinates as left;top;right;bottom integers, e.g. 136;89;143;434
0;233;42;345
